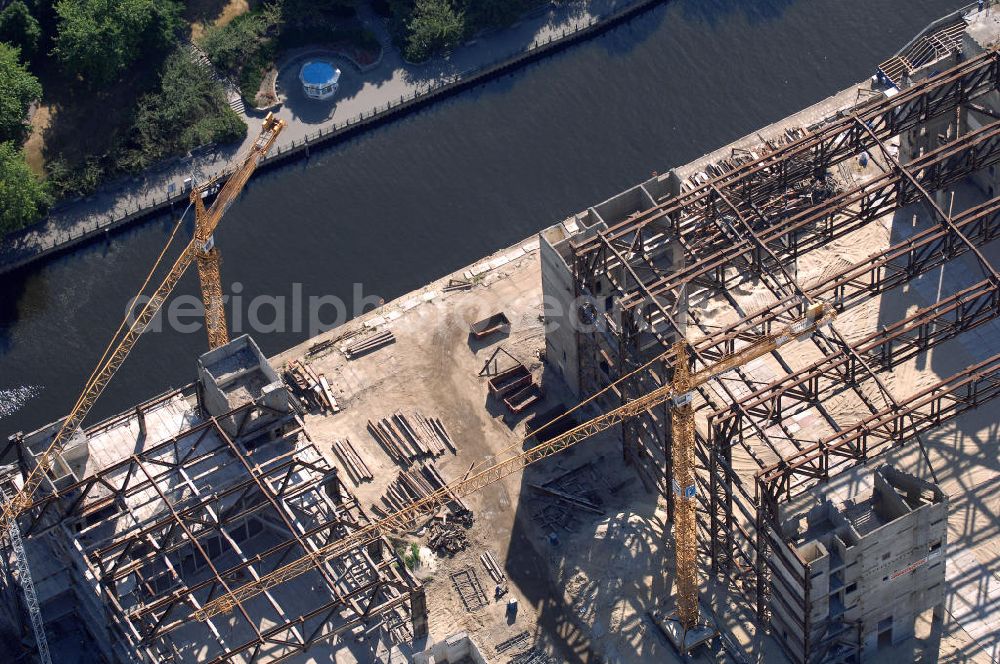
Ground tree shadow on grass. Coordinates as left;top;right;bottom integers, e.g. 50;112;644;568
31;52;164;181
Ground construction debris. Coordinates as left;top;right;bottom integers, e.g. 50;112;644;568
331;438;373;485
372;462;472;527
529;461;608;531
344;329;395;358
531;503;577;533
681;126;808;192
428;521;469;555
367;411;456;463
307;327;364;358
443;277;474;292
284;360;340;413
528;483;602;514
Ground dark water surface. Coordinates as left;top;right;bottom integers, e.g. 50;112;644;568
0;0;966;439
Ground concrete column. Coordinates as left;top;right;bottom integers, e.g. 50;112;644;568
135;406;147;440
932;601;945;624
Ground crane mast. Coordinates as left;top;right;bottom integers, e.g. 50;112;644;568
193;113;286;348
0;114;286;533
193;302;836;622
669;301;834;634
194;209;228;349
671;340;698;630
0;480;52;664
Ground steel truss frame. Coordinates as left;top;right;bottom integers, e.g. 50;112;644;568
568;50;1000;663
11;394;424;664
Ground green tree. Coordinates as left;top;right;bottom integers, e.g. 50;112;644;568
405;0;464;62
0;44;42;145
0;142;51;235
52;0;182;86
119;48;246;172
0;1;42;58
200;3;282;78
465;0;532;30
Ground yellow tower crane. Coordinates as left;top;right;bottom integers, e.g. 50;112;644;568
0;113;285;531
666;301;833;649
192;302;836;654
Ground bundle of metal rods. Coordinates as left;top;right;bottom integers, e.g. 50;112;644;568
366;410;455;464
344;330;395;358
331;438;373;485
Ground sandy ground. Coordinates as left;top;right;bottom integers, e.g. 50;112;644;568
270;236;714;663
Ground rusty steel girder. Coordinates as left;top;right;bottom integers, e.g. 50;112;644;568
573;49;1000;256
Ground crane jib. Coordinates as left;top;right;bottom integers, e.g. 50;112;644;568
193;304;837;621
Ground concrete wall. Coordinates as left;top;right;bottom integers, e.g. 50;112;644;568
539;167;687;398
539;210;607;399
411;632;488;664
14;421;88;492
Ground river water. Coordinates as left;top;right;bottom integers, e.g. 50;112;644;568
0;0;966;440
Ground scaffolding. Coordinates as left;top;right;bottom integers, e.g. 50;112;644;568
565;48;1000;662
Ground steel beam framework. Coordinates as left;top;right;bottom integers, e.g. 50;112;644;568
567;50;1000;663
11;396;424;664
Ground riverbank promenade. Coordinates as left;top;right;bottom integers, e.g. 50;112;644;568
0;0;639;275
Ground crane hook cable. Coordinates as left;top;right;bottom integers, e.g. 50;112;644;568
76;204;193;400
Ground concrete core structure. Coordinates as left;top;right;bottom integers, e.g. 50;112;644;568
771;465;947;662
412;631;487;664
197;334;299;441
540;175;686;496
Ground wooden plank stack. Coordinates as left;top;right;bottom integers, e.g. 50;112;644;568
331;438;372;485
344;330;395;359
285;360;340;413
366;410;456;464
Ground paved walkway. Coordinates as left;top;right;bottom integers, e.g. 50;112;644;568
1;0;640;268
